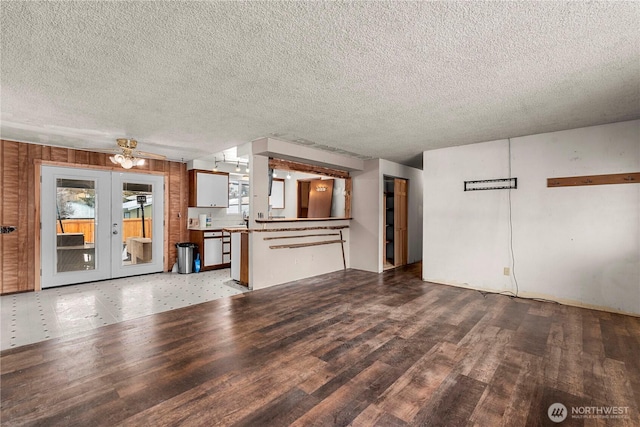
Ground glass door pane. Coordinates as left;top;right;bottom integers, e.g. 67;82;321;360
56;178;96;272
120;182;154;266
111;172;164;279
41;166;111;289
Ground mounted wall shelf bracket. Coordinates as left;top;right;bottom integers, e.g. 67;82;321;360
464;177;517;191
547;172;640;188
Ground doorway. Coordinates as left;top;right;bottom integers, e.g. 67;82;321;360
297;178;335;218
383;176;408;270
41;166;164;288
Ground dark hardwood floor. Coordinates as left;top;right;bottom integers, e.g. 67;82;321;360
1;264;639;426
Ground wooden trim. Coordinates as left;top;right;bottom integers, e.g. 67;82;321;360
269;158;350;179
34;160;42;291
163;173;169;272
263;233;340;240
344;177;352;218
240;232;249;285
189;169;229;176
340;230;346;270
269;239;345;249
547;172;640;188
255;217;352;223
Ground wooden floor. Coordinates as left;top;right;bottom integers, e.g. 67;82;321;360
1;264;639;426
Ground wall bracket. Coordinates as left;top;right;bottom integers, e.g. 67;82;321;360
464;178;517;191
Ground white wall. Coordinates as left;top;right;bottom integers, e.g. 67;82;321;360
350;159;381;272
350;159;423;273
423;120;640;315
252;137;364;171
250;221;351;290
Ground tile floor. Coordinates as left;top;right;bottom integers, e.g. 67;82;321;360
0;269;249;351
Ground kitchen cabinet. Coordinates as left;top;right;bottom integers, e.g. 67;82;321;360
189;230;231;270
189;170;229;207
231;232;249;285
204;236;222;266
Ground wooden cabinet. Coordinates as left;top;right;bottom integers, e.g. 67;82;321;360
231;232;249;285
189;170;229;207
189;230;231;271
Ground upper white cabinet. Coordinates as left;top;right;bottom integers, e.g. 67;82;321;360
189;170;229;207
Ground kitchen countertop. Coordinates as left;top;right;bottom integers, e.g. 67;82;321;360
223;225;349;233
189;226;245;231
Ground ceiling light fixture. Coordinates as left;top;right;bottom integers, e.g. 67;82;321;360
213;157;218;171
108;139;146;169
235;161;241;172
272;171;277;178
286;172;291;180
245;163;250;173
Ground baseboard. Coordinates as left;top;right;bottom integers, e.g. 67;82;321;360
423;277;640;318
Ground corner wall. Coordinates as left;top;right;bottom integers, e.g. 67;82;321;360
350;160;381;272
423;120;640;315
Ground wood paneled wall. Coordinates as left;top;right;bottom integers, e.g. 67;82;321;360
0;140;188;295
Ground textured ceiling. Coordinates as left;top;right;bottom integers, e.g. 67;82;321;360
1;1;639;167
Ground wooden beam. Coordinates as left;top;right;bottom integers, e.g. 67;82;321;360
253;225;349;232
344;177;352;218
255;218;352;223
339;230;346;270
269;158;350;179
263;233;340;240
269;239;345;249
547;172;640;188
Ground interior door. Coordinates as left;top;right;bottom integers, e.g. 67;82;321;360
41;166;111;287
41;166;164;288
111;172;164;278
394;178;408;266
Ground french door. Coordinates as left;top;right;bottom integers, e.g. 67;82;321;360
41;166;164;288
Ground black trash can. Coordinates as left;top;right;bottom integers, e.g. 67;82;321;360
175;242;197;274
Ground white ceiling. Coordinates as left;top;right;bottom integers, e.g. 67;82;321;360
1;1;638;167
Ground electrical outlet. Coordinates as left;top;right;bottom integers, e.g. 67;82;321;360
503;267;510;276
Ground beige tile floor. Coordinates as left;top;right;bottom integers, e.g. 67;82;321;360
0;269;248;351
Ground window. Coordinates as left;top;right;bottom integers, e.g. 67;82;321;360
227;175;249;215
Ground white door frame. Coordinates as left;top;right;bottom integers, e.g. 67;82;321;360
111;171;164;278
41;165;164;288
